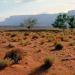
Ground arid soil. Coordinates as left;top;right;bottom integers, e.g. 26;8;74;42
0;30;75;75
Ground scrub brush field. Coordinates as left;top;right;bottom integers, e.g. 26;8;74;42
0;30;75;75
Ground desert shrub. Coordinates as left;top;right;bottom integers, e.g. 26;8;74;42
6;32;11;36
10;38;18;42
20;40;31;46
60;36;64;41
31;35;38;40
0;59;7;70
23;37;27;40
4;58;14;66
6;43;14;48
69;42;75;46
44;57;53;69
69;35;72;38
4;49;21;64
41;35;45;38
11;34;16;37
46;34;55;42
40;41;44;45
2;40;6;43
24;32;29;36
46;38;51;42
60;33;64;41
54;42;63;50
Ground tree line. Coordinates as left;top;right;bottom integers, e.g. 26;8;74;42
20;13;75;29
52;13;75;28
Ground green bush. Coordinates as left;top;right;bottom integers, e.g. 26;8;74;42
44;57;53;69
54;42;63;50
0;59;7;70
4;49;21;64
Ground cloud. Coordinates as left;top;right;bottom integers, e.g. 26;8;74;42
0;0;44;4
0;0;75;19
14;0;35;3
0;0;33;4
1;0;75;4
34;0;45;2
15;0;23;3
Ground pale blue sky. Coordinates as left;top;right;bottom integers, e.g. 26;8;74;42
0;0;75;20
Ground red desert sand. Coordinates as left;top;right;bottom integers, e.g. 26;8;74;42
0;30;75;75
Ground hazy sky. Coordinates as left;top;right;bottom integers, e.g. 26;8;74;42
0;0;75;20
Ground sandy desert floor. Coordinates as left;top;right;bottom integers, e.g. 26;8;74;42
0;30;75;75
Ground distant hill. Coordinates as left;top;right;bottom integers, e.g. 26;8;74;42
0;14;57;26
68;10;75;16
0;10;75;26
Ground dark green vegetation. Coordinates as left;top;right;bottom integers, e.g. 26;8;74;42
20;18;37;29
19;13;75;30
52;13;75;28
4;49;21;64
54;42;63;50
44;57;53;69
29;57;53;75
0;59;7;70
0;48;21;70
